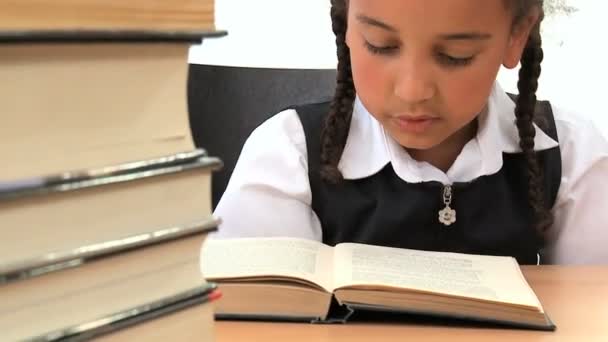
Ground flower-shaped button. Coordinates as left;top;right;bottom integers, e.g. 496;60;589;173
438;207;456;226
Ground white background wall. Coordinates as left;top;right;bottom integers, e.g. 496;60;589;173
189;0;335;69
189;0;607;134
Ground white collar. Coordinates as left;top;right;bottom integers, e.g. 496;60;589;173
338;82;559;183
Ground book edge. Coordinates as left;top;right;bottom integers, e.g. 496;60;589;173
0;30;227;44
0;216;220;281
0;149;223;200
340;302;556;331
29;283;219;342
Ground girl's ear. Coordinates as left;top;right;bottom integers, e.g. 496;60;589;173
345;26;351;48
344;12;352;48
502;7;541;69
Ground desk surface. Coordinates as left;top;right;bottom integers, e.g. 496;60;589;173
214;266;608;342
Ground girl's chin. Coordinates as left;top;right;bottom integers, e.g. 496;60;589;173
392;136;445;151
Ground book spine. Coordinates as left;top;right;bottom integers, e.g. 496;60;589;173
311;296;355;324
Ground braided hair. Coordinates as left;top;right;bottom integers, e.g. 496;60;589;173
322;0;551;235
510;0;552;235
320;0;355;182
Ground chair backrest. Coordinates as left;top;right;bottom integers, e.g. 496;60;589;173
187;64;337;209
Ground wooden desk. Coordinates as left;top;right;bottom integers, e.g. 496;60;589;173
215;266;608;342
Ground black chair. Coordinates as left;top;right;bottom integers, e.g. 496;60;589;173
187;64;337;209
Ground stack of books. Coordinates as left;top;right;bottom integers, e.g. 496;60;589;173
0;0;224;340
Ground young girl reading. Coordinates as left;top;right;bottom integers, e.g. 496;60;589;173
211;0;608;264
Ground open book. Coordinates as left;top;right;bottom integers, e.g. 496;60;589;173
201;237;555;331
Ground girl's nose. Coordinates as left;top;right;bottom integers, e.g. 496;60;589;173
393;59;435;104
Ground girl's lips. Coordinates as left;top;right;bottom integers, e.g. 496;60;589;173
392;115;440;133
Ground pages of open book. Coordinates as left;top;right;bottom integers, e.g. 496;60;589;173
332;243;543;309
201;237;335;292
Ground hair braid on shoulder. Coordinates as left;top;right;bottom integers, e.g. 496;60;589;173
514;25;553;236
320;0;356;183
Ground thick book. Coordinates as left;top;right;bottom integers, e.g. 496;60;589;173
0;224;218;341
95;289;221;342
0;0;216;32
0;41;205;181
0;150;221;275
42;285;220;342
201;237;556;331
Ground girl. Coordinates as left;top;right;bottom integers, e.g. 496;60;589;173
212;0;608;264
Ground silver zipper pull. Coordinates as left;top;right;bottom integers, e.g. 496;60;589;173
438;184;456;226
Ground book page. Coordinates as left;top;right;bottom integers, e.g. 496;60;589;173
200;238;334;292
333;243;541;307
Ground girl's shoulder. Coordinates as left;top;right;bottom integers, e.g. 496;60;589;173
549;101;606;148
548;101;608;189
550;101;600;135
246;108;308;156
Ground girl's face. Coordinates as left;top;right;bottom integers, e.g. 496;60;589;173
345;0;538;153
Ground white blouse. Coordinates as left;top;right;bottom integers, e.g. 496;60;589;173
212;82;608;265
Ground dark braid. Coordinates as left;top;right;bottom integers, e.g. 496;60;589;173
320;0;355;183
512;1;553;236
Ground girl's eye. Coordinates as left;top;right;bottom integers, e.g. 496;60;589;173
436;53;475;67
364;41;398;55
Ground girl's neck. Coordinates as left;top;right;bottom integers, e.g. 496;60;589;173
406;119;478;173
